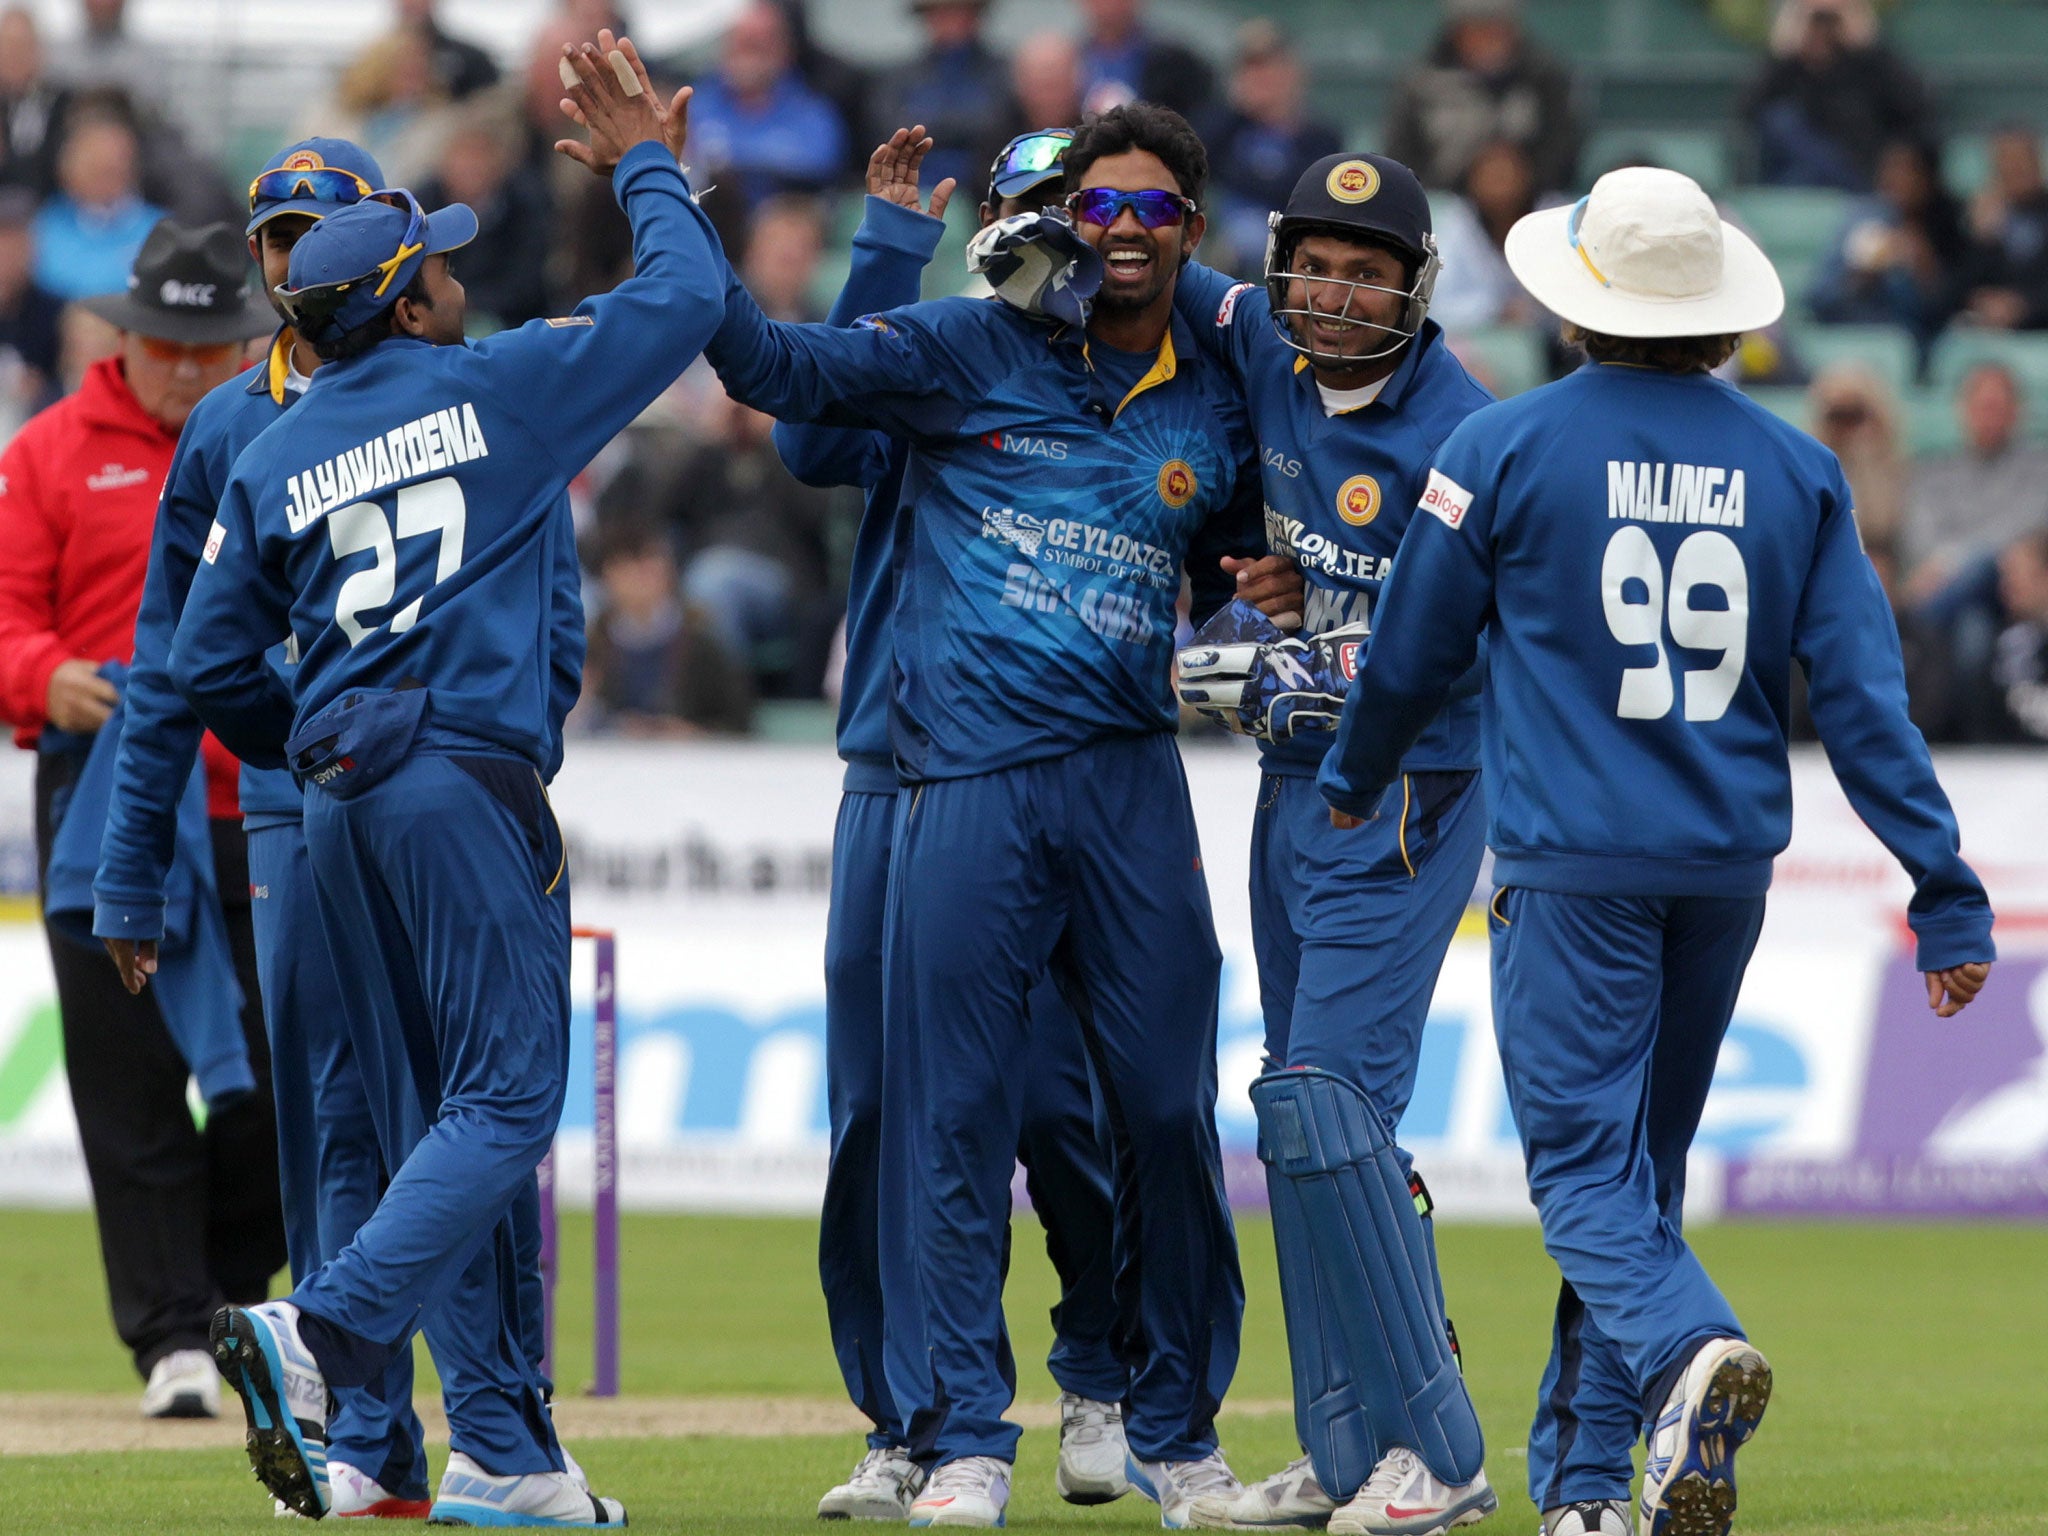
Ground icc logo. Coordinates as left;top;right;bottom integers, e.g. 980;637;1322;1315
1158;459;1197;508
1327;160;1380;204
1337;474;1381;526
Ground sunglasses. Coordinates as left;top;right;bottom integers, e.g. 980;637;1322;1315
248;165;376;213
139;336;242;365
989;129;1073;199
275;187;431;333
1065;187;1197;230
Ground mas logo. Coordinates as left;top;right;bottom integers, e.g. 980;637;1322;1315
1327;159;1380;204
1337;474;1382;526
1157;459;1197;508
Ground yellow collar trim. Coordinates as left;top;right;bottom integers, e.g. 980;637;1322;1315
266;329;295;404
1087;330;1178;421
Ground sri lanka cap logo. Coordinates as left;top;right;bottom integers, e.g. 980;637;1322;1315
1337;473;1382;526
281;149;326;171
1327;160;1380;204
1158;459;1197;508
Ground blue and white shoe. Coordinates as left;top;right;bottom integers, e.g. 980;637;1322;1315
428;1450;627;1526
210;1302;331;1520
1639;1339;1772;1536
1128;1450;1242;1529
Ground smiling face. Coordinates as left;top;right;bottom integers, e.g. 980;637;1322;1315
1072;148;1203;317
1281;230;1411;373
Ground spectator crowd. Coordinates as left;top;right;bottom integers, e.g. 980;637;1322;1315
0;0;2043;745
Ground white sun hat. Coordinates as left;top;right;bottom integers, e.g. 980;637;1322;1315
1504;166;1785;338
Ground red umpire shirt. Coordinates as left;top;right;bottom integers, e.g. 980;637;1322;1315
0;353;240;814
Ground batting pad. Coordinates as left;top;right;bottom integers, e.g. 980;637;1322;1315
1252;1067;1485;1490
1262;1158;1381;1500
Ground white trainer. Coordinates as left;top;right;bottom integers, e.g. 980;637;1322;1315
141;1348;220;1419
1128;1449;1243;1528
1639;1338;1771;1536
327;1459;431;1519
1541;1499;1632;1535
1186;1454;1337;1528
1327;1447;1496;1535
211;1302;331;1519
1056;1394;1130;1505
819;1445;926;1520
427;1449;627;1526
908;1456;1011;1528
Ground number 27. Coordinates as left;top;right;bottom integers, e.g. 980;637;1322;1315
1601;526;1749;722
329;477;467;647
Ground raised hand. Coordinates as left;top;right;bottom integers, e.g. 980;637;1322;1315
555;30;691;177
866;125;956;221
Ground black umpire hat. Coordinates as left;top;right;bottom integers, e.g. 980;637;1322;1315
1270;152;1434;266
80;219;276;345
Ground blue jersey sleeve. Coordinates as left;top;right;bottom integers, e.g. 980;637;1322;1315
773;195;944;490
169;465;296;769
467;143;726;477
1319;432;1497;818
1171;260;1266;382
92;414;223;937
1794;465;1996;970
705;243;989;442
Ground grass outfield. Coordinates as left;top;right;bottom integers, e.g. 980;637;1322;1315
2;1210;2045;1532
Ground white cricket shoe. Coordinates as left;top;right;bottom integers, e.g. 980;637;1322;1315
1542;1499;1632;1534
819;1445;926;1520
1128;1449;1242;1528
1056;1394;1130;1504
211;1302;331;1519
908;1456;1010;1527
1327;1447;1496;1535
142;1348;221;1419
328;1459;432;1518
1638;1338;1771;1536
1186;1454;1336;1528
427;1449;627;1526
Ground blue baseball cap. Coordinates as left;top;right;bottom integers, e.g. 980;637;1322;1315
278;190;478;341
246;138;387;237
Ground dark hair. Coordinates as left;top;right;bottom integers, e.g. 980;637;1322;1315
309;268;434;363
1064;101;1208;207
588;515;670;571
1560;321;1740;375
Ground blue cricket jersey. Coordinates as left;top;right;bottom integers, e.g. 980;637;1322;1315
1173;263;1493;777
1319;361;1995;968
171;143;719;770
93;329;586;940
706;253;1262;781
770;196;943;795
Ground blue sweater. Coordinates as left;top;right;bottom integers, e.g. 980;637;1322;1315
1319;362;1995;971
170;144;719;769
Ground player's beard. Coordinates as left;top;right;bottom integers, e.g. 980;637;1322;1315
1095;241;1181;315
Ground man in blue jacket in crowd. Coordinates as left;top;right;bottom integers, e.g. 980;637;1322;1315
1320;166;1996;1536
167;36;720;1526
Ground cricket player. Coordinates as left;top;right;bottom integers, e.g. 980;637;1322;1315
93;137;587;1516
1319;166;1996;1536
776;125;1134;1520
696;102;1255;1529
168;37;720;1525
1165;152;1500;1535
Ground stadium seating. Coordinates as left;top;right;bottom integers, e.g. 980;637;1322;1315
1723;186;1853;309
1453;326;1547;398
1794;324;1918;396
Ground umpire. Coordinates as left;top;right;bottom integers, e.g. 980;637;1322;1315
0;221;281;1417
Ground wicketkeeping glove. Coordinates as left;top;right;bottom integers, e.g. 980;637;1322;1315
1177;601;1369;740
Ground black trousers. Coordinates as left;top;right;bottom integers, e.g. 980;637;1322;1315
35;750;286;1379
